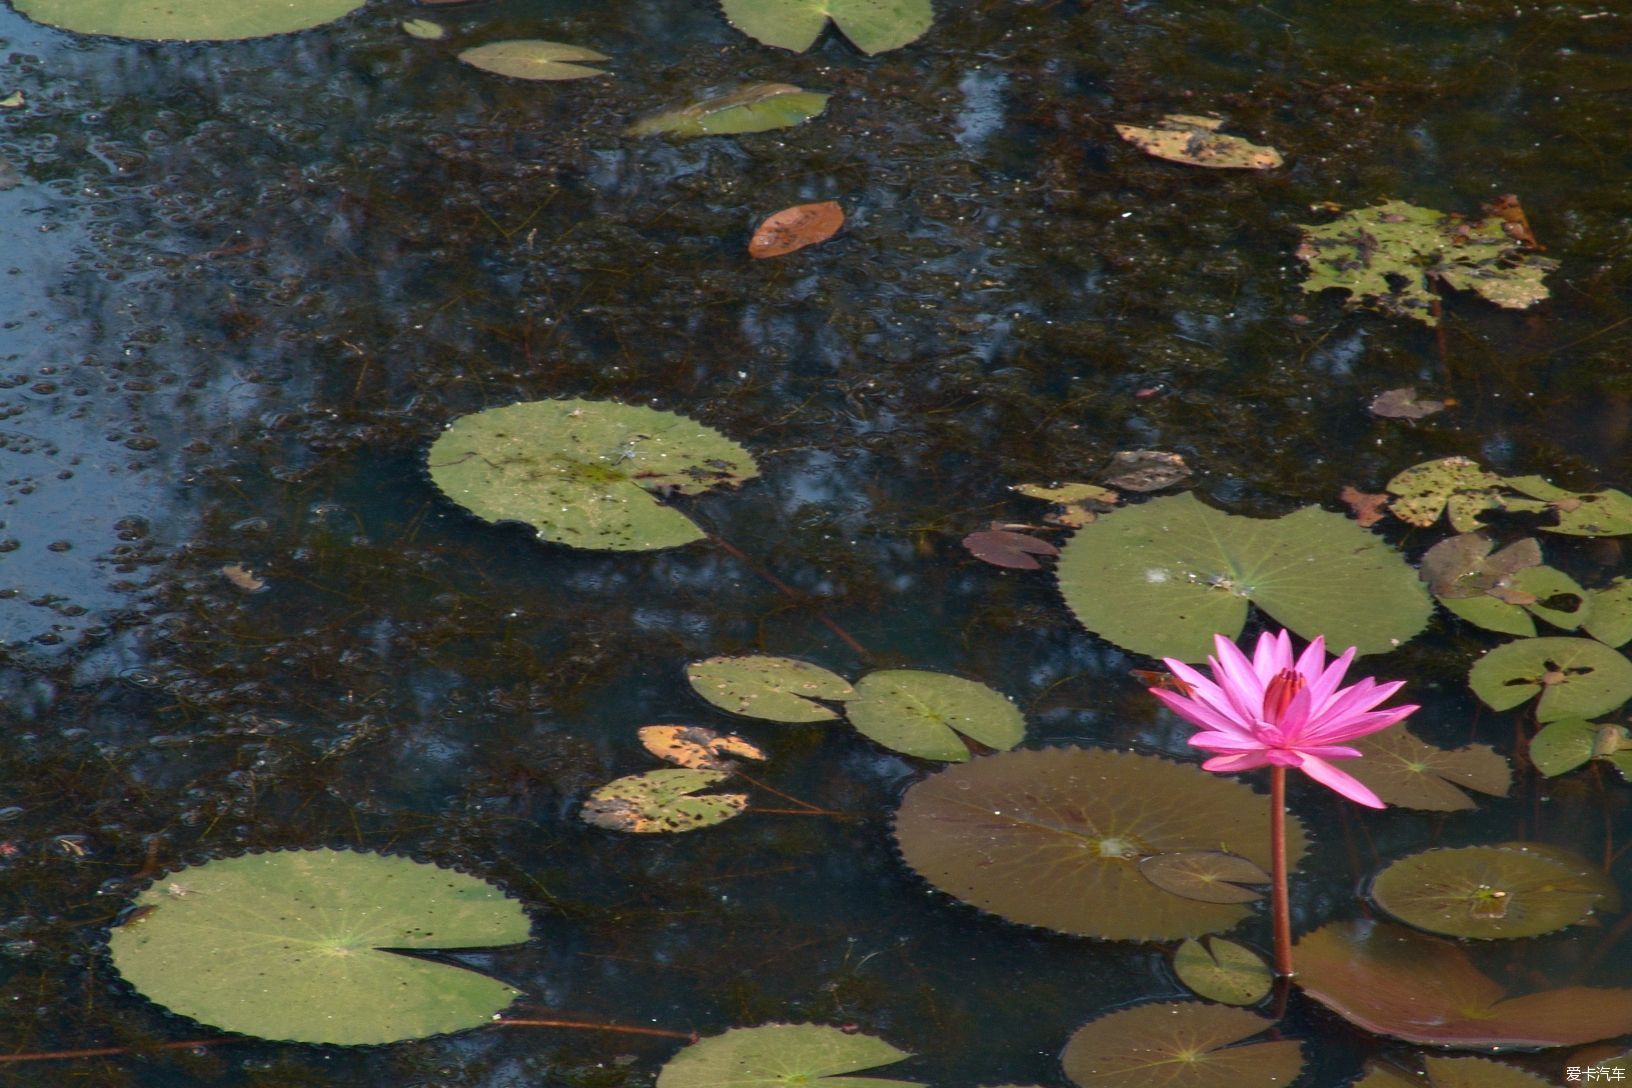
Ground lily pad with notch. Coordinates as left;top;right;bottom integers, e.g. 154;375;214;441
687;655;854;723
627;83;829;137
844;670;1024;761
1342;726;1510;811
1138;851;1268;904
1530;718;1632;779
1386;457;1521;531
426;399;758;552
12;0;363;40
1370;845;1615;939
1172;937;1273;1006
1061;1001;1301;1088
1585;579;1632;647
962;529;1058;570
580;769;747;833
657;1023;920;1088
1502;476;1632;537
1468;637;1632;722
106;849;529;1045
1354;1056;1552;1088
719;0;934;55
892;747;1305;940
457;40;611;80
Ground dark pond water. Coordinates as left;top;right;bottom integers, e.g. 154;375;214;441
2;0;1631;1083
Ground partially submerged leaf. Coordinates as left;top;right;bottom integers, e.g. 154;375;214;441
845;670;1024;761
719;0;934;55
458;40;610;81
401;18;445;39
687;655;854;722
749;201;844;259
1138;851;1268;904
1355;1056;1553;1088
1061;1002;1302;1088
1172;937;1272;1006
1114;115;1283;170
962;529;1059;570
628;83;829;138
220;563;267;593
1370;845;1614;939
1468;637;1632;722
1370;387;1446;419
638;725;766;771
1344;726;1510;811
12;0;363;39
1014;482;1120;528
659;1023;920;1088
1100;450;1190;492
580;769;747;833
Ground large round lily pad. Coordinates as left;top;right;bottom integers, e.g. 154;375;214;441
891;747;1305;940
12;0;362;40
1370;845;1612;939
844;669;1025;761
106;850;529;1045
1467;637;1632;722
1061;1002;1301;1088
426;400;759;552
1056;493;1431;662
658;1023;920;1088
1343;726;1511;812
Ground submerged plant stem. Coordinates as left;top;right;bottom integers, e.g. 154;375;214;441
0;1039;230;1063
707;534;872;660
1270;766;1294;979
499;1016;695;1040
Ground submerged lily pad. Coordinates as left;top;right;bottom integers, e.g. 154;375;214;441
1013;482;1120;528
1354;1056;1552;1088
1295;918;1632;1048
12;0;363;40
106;850;528;1045
892;747;1305;940
1370;845;1613;939
1172;938;1273;1006
1114;115;1282;170
720;0;933;55
580;769;747;833
1343;727;1510;811
1468;637;1632;722
628;83;829;137
844;670;1025;761
1419;534;1541;597
426;399;758;552
1056;492;1431;662
687;655;854;722
1061;1002;1301;1088
1138;851;1269;904
457;40;610;80
658;1023;920;1088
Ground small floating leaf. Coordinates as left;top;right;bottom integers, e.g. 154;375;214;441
1468;637;1632;722
845;670;1024;761
892;747;1305;940
1100;450;1190;492
1115;114;1282;170
658;1024;920;1088
749;201;844;259
1172;938;1273;1006
1061;1002;1301;1088
638;725;766;771
628;83;829;138
1529;717;1604;776
106;850;528;1045
687;655;854;722
1013;482;1120;528
1370;387;1446;419
1343;726;1510;811
457;40;610;80
1370;845;1613;939
401;17;445;39
580;769;747;833
1354;1056;1553;1088
962;529;1059;570
1138;851;1268;904
719;0;934;55
1585;579;1632;647
12;0;364;39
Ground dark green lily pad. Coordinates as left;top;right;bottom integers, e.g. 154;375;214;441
12;0;362;39
1354;1056;1552;1088
1586;579;1632;647
657;1023;919;1088
1441;594;1536;637
426;399;758;552
1294;919;1632;1048
719;0;933;55
1061;1002;1302;1088
580;769;747;833
457;40;610;80
1172;938;1272;1006
1503;477;1632;537
1370;845;1612;939
106;850;528;1045
892;747;1306;940
1387;458;1516;531
1138;851;1268;904
1056;492;1431;662
844;670;1024;761
1531;719;1632;779
1419;534;1541;598
1343;727;1510;811
627;83;829;137
1510;566;1592;630
687;655;854;723
1468;637;1632;722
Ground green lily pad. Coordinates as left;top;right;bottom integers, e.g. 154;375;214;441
844;670;1024;761
1440;594;1536;637
11;0;363;39
1138;851;1268;904
1468;637;1632;722
1370;845;1612;939
426;399;758;552
402;18;446;39
1343;726;1510;812
1172;938;1273;1006
1586;579;1632;647
1055;492;1431;662
719;0;933;55
1504;477;1632;536
1296;200;1560;327
1510;566;1592;630
580;769;747;833
657;1023;920;1088
1387;458;1512;531
106;850;528;1045
1531;718;1632;778
1061;1002;1302;1088
1294;918;1632;1048
627;83;830;138
457;40;611;80
1013;482;1120;528
1354;1056;1552;1088
891;747;1305;940
688;655;854;722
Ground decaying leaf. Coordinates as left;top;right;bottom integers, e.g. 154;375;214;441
1370;387;1446;420
1013;482;1120;528
627;83;829;138
1386;457;1510;530
637;725;766;771
749;201;843;259
1114;114;1282;170
220;563;267;592
1339;485;1390;527
580;769;747;833
1100;450;1190;492
961;529;1059;570
401;18;444;38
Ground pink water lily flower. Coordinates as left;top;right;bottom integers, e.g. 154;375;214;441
1151;630;1417;809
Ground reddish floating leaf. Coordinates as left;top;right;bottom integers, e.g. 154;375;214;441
749;201;844;259
962;529;1059;570
1340;485;1390;527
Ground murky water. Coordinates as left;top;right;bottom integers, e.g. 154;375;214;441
2;0;1630;1083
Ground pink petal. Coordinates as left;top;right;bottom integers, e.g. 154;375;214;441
1187;731;1271;752
1152;690;1258;738
1300;705;1418;745
1162;658;1254;727
1211;636;1267;720
1202;751;1272;773
1252;630;1292;683
1293;744;1363;760
1296;754;1385;808
1304;643;1357;713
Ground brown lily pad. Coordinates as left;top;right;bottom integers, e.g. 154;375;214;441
1370;845;1614;939
1343;726;1510;812
1354;1056;1552;1088
962;529;1059;570
1101;450;1191;492
1061;1002;1301;1088
1370;387;1446;420
637;725;766;771
1138;851;1269;904
749;201;844;259
1418;534;1541;598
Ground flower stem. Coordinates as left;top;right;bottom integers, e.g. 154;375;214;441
1270;765;1294;978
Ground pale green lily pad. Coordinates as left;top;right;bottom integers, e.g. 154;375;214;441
628;83;829;138
12;0;362;40
1531;718;1632;778
1344;727;1510;811
426;399;758;552
1586;579;1632;647
1468;637;1632;722
458;40;610;81
658;1023;920;1088
844;670;1024;761
1296;200;1560;326
106;850;528;1045
402;18;445;39
1441;594;1536;637
1172;938;1272;1006
1504;477;1632;537
1370;845;1612;939
1355;1056;1552;1088
1138;851;1268;904
687;655;854;723
1387;458;1511;530
1013;481;1120;528
1510;566;1592;630
719;0;933;55
1062;1002;1302;1088
1056;492;1431;662
580;769;747;833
